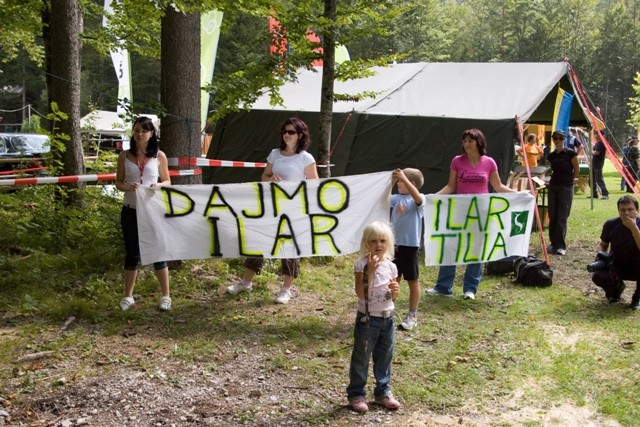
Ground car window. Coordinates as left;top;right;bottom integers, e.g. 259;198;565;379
0;134;50;156
10;136;28;151
23;135;49;150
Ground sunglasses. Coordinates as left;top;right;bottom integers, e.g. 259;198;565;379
282;130;298;135
552;136;565;141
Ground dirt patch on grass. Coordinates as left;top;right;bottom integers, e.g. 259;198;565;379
0;244;632;427
3;357;622;427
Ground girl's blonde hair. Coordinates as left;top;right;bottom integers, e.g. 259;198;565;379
359;221;395;259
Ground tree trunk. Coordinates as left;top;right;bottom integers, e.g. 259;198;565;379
160;8;202;185
317;0;336;178
47;0;85;198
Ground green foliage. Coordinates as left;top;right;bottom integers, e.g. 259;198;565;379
3;0;640;171
85;0;163;57
627;72;640;130
590;1;638;138
0;0;44;63
209;60;288;118
0;185;121;268
207;0;413;119
0;185;122;329
20;115;42;133
43;102;70;176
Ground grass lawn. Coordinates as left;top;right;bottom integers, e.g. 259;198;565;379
0;174;638;426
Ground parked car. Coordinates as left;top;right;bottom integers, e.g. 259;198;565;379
0;133;50;172
0;133;50;158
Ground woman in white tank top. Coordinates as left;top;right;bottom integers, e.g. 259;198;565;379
114;117;172;311
226;117;319;304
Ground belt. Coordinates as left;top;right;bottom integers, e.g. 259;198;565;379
359;310;394;321
123;203;136;209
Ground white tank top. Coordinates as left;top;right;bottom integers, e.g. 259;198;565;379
122;151;159;208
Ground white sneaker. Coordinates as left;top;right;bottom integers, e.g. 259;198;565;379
556;248;566;256
119;296;135;311
227;280;252;295
275;288;292;304
158;296;172;311
400;313;418;330
463;291;475;300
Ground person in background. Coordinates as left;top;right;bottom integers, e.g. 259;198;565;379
621;137;631;190
426;129;515;300
390;168;425;331
540;139;550;166
516;133;544;167
546;130;579;256
591;131;609;200
590;195;640;310
624;137;639;193
226;117;319;304
347;221;401;413
114;116;172;311
567;128;585;156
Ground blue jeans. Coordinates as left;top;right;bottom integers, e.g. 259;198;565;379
346;312;395;401
434;263;483;295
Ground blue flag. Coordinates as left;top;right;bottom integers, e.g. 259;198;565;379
552;88;573;137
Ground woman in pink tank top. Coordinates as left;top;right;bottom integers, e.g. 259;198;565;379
426;129;514;300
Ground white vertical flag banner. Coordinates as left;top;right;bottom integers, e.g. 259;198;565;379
103;0;132;116
423;193;536;266
136;172;392;265
200;10;224;128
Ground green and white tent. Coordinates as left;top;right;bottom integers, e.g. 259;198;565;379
206;62;593;193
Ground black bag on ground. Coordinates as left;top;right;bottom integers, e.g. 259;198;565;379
513;255;553;286
485;255;523;275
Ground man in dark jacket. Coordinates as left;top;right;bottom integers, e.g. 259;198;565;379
591;131;609;199
591;195;640;310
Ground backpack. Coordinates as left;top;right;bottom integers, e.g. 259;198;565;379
513;255;553;286
484;255;523;275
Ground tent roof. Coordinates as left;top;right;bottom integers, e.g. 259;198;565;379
251;62;589;124
80;110;159;134
81;110;126;133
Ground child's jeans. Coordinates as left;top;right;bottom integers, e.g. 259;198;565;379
346;311;395;401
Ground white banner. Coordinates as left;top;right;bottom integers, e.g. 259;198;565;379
423;193;536;266
201;10;224;128
103;0;132;115
136;172;392;265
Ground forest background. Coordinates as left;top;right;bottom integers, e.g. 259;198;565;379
2;0;640;147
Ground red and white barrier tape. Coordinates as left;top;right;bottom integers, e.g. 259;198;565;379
0;169;200;186
170;169;201;176
167;157;266;168
0;173;117;186
0;166;47;176
1;156;334;186
195;158;267;168
168;157;332;168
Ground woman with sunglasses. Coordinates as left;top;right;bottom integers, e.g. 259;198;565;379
546;130;580;256
227;117;319;304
